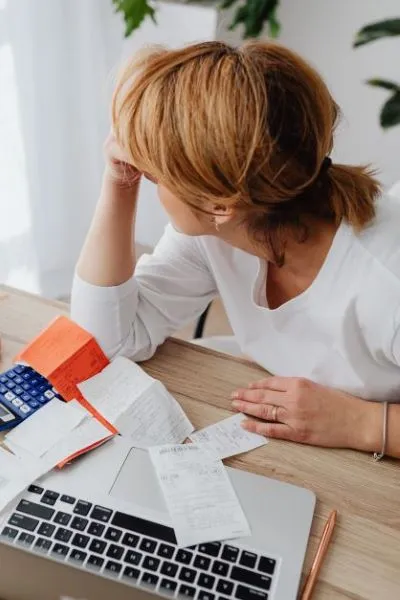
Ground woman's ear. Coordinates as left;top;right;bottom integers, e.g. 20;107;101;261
213;204;235;227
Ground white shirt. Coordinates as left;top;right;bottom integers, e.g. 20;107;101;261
71;194;400;402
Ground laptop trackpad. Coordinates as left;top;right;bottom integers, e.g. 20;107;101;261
109;447;168;514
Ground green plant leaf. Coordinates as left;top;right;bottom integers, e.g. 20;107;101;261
268;7;280;38
367;79;400;92
220;0;239;10
353;18;400;48
380;91;400;129
229;0;280;38
113;0;156;37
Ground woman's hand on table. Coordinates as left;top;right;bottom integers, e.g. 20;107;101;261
231;376;381;451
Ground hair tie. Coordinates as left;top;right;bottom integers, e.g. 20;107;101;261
320;156;332;175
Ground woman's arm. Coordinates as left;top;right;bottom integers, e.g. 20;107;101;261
71;137;217;361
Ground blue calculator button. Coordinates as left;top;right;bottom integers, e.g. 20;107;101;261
22;372;32;380
28;399;39;408
38;383;48;393
7;371;16;379
39;395;49;404
0;384;7;394
14;365;25;374
30;379;39;387
6;381;16;390
22;383;31;391
0;376;8;384
14;386;24;395
14;376;24;384
30;389;39;398
21;393;31;402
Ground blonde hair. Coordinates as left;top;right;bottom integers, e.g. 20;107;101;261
112;40;381;264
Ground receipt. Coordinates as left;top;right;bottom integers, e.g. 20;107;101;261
5;399;87;458
149;443;251;547
190;413;268;459
0;447;50;512
79;357;193;446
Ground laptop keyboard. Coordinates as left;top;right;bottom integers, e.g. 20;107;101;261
1;486;277;600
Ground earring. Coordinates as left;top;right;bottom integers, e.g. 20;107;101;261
211;216;220;231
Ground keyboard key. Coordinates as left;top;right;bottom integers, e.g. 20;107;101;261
158;543;175;559
55;528;73;543
87;555;104;570
74;500;92;516
6;381;16;389
89;539;107;555
199;543;221;557
221;545;239;563
9;513;39;532
160;561;178;577
14;377;24;384
70;517;88;531
39;395;49;404
107;544;124;560
54;512;71;526
217;580;234;595
112;511;176;544
160;578;177;594
176;549;193;564
105;527;122;542
52;543;69;558
258;557;276;576
27;400;39;409
17;532;35;546
38;522;56;537
29;389;39;397
122;532;139;548
179;567;196;583
235;585;269;600
60;495;76;504
35;537;52;551
194;555;211;571
88;522;105;537
179;584;196;597
140;537;157;553
22;383;31;391
212;561;229;577
11;397;21;406
90;505;112;523
16;499;54;521
124;550;142;566
69;549;87;563
123;566;140;581
231;567;272;591
41;491;59;506
198;592;215;600
198;573;215;589
142;572;159;587
44;389;55;399
27;485;44;497
71;533;90;549
38;383;48;393
7;370;16;379
240;551;257;569
143;556;160;571
1;527;18;540
14;365;25;374
105;560;122;575
14;386;23;395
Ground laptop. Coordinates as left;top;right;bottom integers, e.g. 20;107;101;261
0;441;315;600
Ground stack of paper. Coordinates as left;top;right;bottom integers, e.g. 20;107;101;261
78;357;194;447
0;447;51;512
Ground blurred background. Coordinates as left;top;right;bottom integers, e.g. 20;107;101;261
0;0;399;300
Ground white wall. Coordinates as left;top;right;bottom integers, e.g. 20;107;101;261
218;0;400;187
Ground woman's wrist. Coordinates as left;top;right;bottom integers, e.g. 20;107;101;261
353;398;382;453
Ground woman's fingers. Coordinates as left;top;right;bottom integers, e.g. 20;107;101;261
232;399;285;422
241;419;292;439
231;387;285;405
247;376;290;391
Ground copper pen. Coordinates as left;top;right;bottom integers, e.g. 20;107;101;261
301;510;337;600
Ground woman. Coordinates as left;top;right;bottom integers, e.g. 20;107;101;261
71;41;400;458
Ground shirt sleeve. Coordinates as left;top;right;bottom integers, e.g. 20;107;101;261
70;225;218;361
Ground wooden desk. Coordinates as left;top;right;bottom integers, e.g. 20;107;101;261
1;285;399;599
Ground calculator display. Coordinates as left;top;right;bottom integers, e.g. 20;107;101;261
0;404;10;418
0;404;15;421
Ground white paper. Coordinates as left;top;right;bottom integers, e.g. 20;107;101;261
149;443;251;547
115;381;193;447
42;417;113;466
78;357;154;424
5;399;87;458
0;447;51;512
79;356;193;446
190;413;268;459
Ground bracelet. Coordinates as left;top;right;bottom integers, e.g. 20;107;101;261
373;401;389;461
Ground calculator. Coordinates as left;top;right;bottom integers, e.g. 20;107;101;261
0;365;65;432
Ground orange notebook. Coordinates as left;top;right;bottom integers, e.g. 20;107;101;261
15;316;118;465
